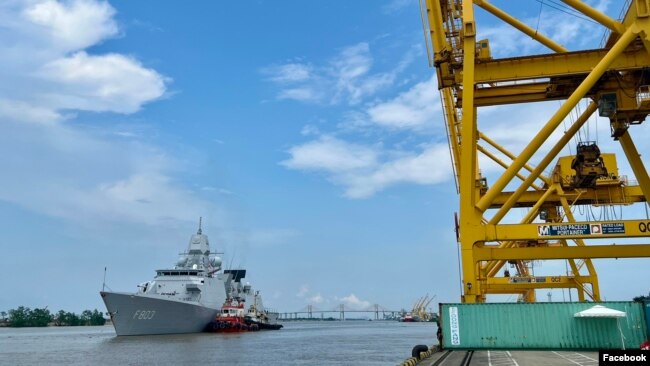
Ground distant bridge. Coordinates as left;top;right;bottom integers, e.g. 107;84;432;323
278;304;402;321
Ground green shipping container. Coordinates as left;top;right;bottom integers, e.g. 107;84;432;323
440;302;648;350
645;301;650;339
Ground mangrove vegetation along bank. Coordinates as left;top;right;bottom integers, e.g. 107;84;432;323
0;306;106;327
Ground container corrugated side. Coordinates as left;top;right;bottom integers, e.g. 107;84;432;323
440;302;647;350
643;301;650;338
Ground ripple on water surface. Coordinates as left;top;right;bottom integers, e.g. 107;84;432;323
0;321;437;365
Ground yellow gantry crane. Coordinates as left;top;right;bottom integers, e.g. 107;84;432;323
423;0;650;303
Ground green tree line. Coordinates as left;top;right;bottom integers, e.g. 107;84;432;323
0;307;106;327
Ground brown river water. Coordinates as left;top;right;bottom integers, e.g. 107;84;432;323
0;321;438;365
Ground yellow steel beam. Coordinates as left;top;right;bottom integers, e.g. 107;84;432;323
472;77;643;107
487;219;650;241
478;132;550;185
555;185;600;301
425;0;449;64
483;289;531;295
560;0;625;34
601;1;635;48
489;185;646;208
442;88;461;192
619;131;650;203
459;0;482;303
473;0;567;53
474;244;650;261
477;145;542;191
473;49;650;84
473;83;551;107
486;276;595;290
477;27;639;213
488;102;599;224
484;185;557;277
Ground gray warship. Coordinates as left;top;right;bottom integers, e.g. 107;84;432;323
100;220;276;336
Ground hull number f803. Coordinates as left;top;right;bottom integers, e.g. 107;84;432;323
133;310;156;320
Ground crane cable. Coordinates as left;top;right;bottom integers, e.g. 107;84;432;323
533;0;600;25
419;0;433;67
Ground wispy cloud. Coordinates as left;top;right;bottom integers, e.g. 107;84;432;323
335;293;371;310
262;63;313;83
308;293;324;304
382;0;415;13
274;41;448;198
262;42;416;105
282;135;379;173
365;75;440;131
0;0;167;123
278;87;320;102
0;0;205;227
282;136;450;198
0;122;211;226
296;285;310;298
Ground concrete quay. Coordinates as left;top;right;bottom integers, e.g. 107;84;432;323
412;349;599;366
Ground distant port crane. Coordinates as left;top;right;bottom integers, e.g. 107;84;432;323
411;295;436;322
422;0;650;303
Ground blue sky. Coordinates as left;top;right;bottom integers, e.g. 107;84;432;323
0;0;648;315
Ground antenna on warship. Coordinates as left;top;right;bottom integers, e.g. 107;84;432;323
102;267;107;291
198;217;202;235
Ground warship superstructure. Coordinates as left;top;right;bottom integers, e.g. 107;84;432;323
100;220;273;336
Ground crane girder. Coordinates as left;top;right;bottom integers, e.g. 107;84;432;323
474;243;650;261
469;75;650;116
471;47;650;85
489;185;646;209
485;276;596;291
424;0;650;303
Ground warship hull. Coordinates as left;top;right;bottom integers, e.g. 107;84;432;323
100;291;220;336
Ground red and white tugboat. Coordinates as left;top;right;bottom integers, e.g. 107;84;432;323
205;299;259;333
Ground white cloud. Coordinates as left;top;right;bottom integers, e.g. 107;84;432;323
0;121;212;226
343;144;451;198
0;1;201;227
282;135;378;172
336;293;371;310
296;285;309;298
366;75;440;131
39;51;167;114
0;0;167;123
263;63;313;83
278;87;319;102
263;42;411;105
282;136;451;198
23;0;118;52
300;124;320;136
308;293;324;304
0;98;62;124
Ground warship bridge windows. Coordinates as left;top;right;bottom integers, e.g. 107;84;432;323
156;270;201;276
